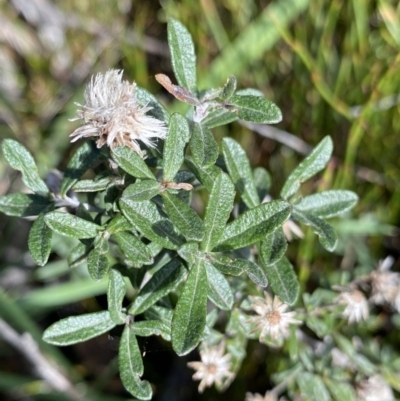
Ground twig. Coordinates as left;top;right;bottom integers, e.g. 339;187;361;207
0;318;92;401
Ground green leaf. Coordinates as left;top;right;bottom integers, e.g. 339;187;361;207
107;269;127;324
201;172;235;252
106;214;134;234
220;75;237;100
325;379;357;401
131;320;171;341
87;247;109;281
205;262;233;310
297;373;331;401
209;255;267;286
28;212;53;266
162;191;204;242
253;166;271;201
201;108;238;128
119;324;152;400
189;123;219;167
44;211;101;239
112;146;155;179
228;94;282;124
185;157;222;191
72;177;110;192
294;190;358;218
129;258;186;315
222;138;259;208
172;262;208;355
2;139;48;194
168;19;197;92
0;193;51;217
60;142;100;196
293;209;337;251
178;242;200;265
112;231;153;268
260;229;287;266
207;254;244;276
135;86;170;122
43;311;116;346
215;200;291;251
120;199;185;250
122;180;161;202
163;113;190;182
238;259;269;287
281;136;333;200
261;256;299;305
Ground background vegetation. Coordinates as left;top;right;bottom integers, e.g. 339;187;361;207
0;0;399;400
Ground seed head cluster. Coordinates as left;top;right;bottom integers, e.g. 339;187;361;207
70;69;167;155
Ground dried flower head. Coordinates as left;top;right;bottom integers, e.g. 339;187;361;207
369;256;400;312
248;292;301;342
70;69;167;155
187;342;234;393
336;288;369;324
356;375;394;401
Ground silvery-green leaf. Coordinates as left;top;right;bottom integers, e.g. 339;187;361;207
112;146;155;180
238;259;268;287
207;254;244;276
201;172;235;252
106;214;134;234
189;123;219;167
168;19;197;92
28;212;52;266
201;108;238;128
112;231;153;268
61;142;100;197
172;262;207;356
68;242;90;268
0;193;51;217
177;242;200;265
214;200;291;251
122;180;161;202
325;379;357;401
44;211;101;239
129;258;186;315
294;190;358;218
220;75;237;100
72;177;110;192
2;139;48;195
162;191;204;242
260;229;287;266
222;138;259;208
261;256;299;305
185;157;222;191
227;94;282;124
43;311;116;346
293;209;337;251
119;324;152;400
205;262;233;310
281;136;333;200
120;199;185;250
253;167;271;201
108;269;127;324
163;113;190;182
135;86;170;122
131;320;171;341
87;247;109;281
297;373;331;401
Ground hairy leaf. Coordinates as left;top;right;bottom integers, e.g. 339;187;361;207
2;139;48;194
28;212;53;266
112;146;155;180
43;311;116;346
281;136;333;200
189;123;219;167
172;262;207;355
205;262;233;310
108;269;127;324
